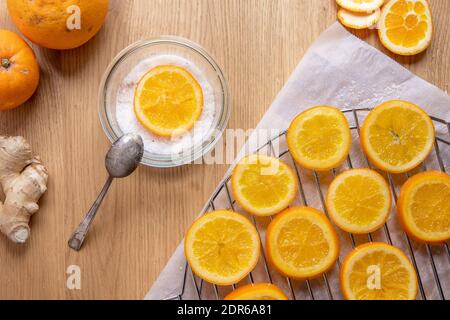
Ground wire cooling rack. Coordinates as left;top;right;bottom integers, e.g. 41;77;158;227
171;107;450;300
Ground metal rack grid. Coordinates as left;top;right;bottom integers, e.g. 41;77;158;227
172;107;450;300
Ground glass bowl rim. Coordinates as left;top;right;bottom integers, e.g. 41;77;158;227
98;36;231;168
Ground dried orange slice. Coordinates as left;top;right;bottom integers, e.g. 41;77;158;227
287;106;352;171
397;171;450;243
185;210;260;286
327;169;391;234
361;100;435;173
336;0;384;13
134;65;203;137
266;207;340;280
224;283;288;300
231;154;298;216
378;0;433;56
338;8;381;29
340;242;418;300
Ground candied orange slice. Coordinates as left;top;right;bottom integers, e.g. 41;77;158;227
184;210;260;286
327;169;391;234
397;171;450;243
134;65;203;137
340;242;418;300
266;207;340;280
231;154;298;217
360;100;435;173
224;283;288;300
287;106;352;171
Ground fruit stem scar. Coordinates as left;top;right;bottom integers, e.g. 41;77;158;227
390;130;401;143
1;58;11;69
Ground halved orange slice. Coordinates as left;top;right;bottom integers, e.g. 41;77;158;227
360;100;435;173
378;0;433;56
134;65;203;137
327;169;391;234
266;207;340;280
340;242;418;300
287;106;352;171
397;171;450;243
338;8;381;29
231;154;298;216
185;210;260;286
224;283;288;300
336;0;384;13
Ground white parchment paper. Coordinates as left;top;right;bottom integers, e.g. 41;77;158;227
145;22;450;300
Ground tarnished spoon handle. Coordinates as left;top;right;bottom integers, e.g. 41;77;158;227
68;175;114;251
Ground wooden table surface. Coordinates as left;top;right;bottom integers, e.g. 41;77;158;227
0;0;448;300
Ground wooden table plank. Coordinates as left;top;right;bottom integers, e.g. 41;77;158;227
0;0;448;299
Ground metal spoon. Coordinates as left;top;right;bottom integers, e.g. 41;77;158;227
68;133;144;251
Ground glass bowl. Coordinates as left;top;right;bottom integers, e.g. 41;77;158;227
98;36;230;168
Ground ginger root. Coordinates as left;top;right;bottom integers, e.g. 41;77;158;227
0;136;48;243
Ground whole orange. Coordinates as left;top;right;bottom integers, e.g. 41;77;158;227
7;0;109;50
0;30;40;111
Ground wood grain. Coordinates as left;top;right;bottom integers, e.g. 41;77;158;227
0;0;448;299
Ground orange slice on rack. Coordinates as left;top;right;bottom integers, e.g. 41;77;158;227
378;0;433;56
224;283;289;300
340;242;418;300
185;210;260;286
326;169;391;234
336;0;384;13
360;100;435;173
231;154;298;216
134;65;203;137
338;8;381;29
287;106;352;171
266;207;340;280
397;171;450;243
